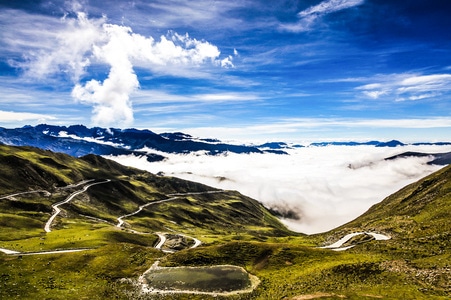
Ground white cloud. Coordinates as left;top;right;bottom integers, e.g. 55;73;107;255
140;0;245;30
6;8;228;128
282;0;365;32
24;12;105;80
298;0;365;17
0;110;56;123
0;9;63;54
171;116;451;144
399;74;451;86
196;93;258;102
220;55;234;68
242;116;451;131
357;83;382;89
396;74;451;95
362;90;388;99
357;73;451;101
109;144;451;234
404;93;440;101
132;90;261;105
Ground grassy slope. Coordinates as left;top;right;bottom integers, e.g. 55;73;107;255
159;165;451;299
0;144;294;299
1;144;450;299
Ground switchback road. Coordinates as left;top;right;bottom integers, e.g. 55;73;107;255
44;179;111;232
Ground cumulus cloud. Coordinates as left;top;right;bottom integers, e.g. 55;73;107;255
357;73;451;101
11;9;226;127
108;144;451;234
220;55;235;68
282;0;364;32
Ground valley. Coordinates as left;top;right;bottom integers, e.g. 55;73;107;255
0;144;450;299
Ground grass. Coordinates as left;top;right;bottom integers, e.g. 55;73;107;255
1;244;163;300
159;239;450;299
0;220;160;253
0;145;450;299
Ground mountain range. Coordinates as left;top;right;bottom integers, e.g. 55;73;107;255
1;124;451;165
0;124;263;162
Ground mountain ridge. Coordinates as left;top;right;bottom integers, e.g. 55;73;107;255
0;124;264;160
2;125;451;163
386;151;451;165
0;144;288;237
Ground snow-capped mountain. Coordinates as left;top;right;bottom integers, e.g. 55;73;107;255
0;124;263;160
1;124;450;164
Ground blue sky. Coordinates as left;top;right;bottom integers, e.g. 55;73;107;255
1;0;451;142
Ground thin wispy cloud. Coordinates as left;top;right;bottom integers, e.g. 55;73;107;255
299;0;365;16
261;117;451;130
140;0;243;29
168;116;451;144
357;73;451;101
133;90;261;104
281;0;365;32
0;110;56;123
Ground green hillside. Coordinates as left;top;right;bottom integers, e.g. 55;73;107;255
340;163;451;232
161;165;451;299
0;144;450;299
0;145;290;241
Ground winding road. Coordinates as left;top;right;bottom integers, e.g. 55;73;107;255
115;190;225;250
1;183;218;256
1;181;392;258
116;197;179;228
1;180;396;298
116;190;226;228
115;191;221;251
44;179;111;233
0;190;51;200
320;232;391;251
0;248;90;256
154;233;202;253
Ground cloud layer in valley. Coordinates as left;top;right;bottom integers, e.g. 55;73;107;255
109;144;451;234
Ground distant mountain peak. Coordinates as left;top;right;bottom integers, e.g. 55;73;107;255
0;124;262;160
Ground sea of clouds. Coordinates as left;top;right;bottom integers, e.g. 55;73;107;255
109;144;451;234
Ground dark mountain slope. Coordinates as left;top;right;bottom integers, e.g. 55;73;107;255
0;145;146;193
0;144;290;238
0;124;263;159
0;125;165;162
386;151;451;165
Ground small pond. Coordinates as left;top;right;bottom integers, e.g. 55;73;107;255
143;264;258;295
